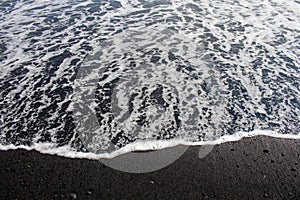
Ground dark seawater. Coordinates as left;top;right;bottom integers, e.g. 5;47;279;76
0;0;299;155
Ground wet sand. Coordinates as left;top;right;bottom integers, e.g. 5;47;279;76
0;136;299;199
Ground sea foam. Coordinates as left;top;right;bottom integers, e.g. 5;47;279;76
0;0;299;160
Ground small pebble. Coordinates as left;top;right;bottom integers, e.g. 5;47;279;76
263;149;269;153
202;191;208;197
86;190;93;196
291;167;296;172
70;193;77;199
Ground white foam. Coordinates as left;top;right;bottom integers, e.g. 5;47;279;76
0;130;299;159
0;0;299;160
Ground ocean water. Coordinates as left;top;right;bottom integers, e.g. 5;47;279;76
0;0;299;159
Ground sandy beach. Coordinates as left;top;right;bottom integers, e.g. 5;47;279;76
0;135;299;199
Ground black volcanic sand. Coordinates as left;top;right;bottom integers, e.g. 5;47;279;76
0;136;299;199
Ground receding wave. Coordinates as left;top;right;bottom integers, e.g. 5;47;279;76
0;0;299;158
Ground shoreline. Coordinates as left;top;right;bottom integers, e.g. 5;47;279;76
1;130;299;160
0;135;299;199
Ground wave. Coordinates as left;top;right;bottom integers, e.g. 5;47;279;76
0;0;299;163
0;130;299;160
